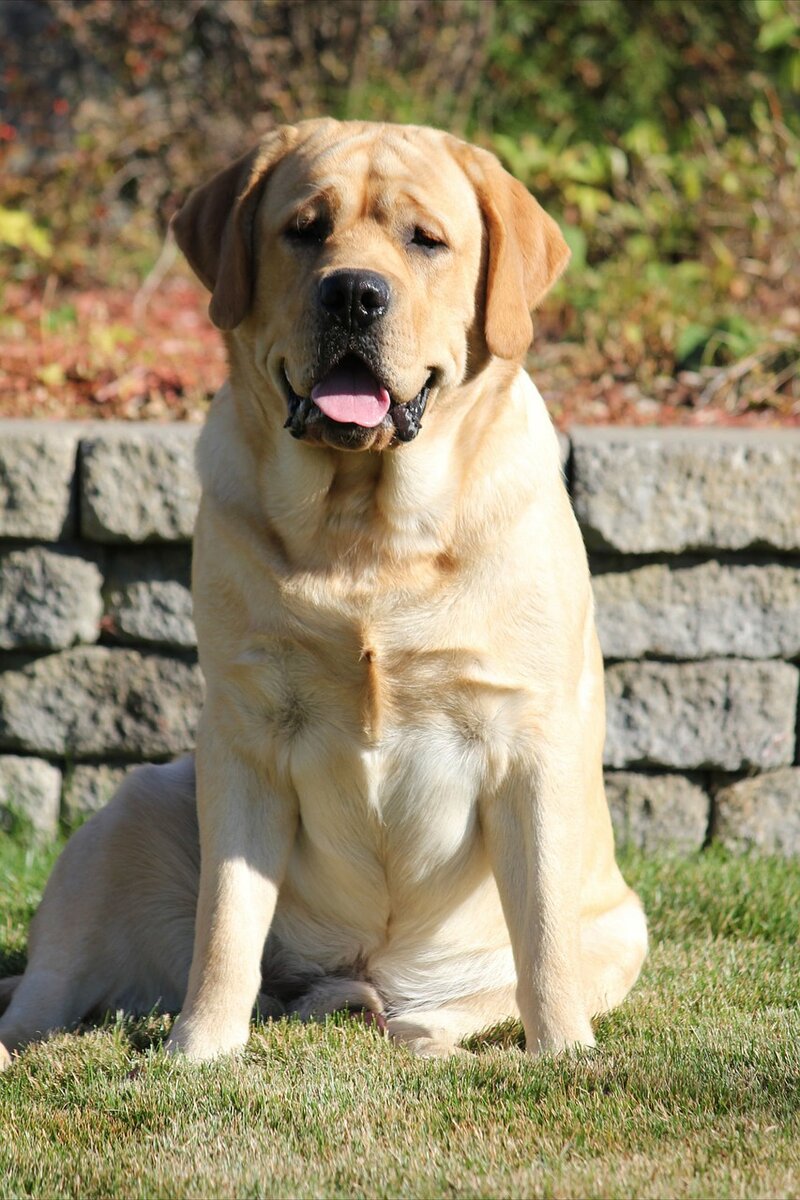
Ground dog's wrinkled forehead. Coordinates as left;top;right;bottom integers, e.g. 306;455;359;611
263;125;481;238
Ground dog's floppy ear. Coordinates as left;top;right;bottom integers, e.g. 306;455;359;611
455;143;570;360
171;127;298;330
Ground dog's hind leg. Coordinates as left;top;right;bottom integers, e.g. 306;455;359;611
0;755;200;1070
387;986;518;1058
581;889;648;1018
0;815;110;1067
0;968;100;1067
0;809;116;1067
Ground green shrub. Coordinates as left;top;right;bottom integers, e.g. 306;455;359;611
0;0;797;410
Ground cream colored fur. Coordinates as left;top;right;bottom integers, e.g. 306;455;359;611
0;120;646;1068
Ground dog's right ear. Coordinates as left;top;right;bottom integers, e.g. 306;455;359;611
171;127;297;331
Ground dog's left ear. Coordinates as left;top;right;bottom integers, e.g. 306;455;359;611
171;126;298;330
453;143;570;360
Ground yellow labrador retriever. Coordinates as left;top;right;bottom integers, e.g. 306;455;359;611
0;120;646;1067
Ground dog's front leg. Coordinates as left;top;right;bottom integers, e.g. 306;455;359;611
480;743;595;1055
166;724;297;1062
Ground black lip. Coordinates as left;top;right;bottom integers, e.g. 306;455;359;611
281;362;433;447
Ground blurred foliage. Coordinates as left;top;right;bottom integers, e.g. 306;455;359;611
0;0;798;420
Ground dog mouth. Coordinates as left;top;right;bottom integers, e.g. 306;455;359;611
282;354;433;448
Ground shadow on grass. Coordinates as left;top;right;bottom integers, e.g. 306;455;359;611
464;1017;525;1053
96;1009;176;1055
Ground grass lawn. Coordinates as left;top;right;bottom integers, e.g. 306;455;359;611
0;836;798;1199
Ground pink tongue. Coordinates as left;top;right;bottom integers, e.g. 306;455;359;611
311;361;391;427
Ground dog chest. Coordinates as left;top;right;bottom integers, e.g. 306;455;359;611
231;630;527;796
229;632;525;884
279;718;501;960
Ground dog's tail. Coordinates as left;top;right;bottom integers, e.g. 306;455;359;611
0;976;22;1016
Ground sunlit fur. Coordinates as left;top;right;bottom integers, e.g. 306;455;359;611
0;121;646;1067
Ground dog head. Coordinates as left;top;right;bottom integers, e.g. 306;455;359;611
173;119;568;452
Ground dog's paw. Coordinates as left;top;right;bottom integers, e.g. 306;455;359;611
396;1036;469;1059
525;1026;596;1057
345;1006;388;1033
164;1017;249;1062
0;1042;12;1072
386;1017;468;1059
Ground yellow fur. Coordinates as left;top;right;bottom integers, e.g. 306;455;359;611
0;121;645;1067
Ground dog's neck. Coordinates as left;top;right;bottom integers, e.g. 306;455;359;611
198;359;555;578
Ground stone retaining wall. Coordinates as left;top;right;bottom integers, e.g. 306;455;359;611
1;421;798;854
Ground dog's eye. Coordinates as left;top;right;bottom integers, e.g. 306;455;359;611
410;227;447;253
285;215;329;244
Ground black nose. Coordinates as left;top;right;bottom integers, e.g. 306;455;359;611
318;270;391;330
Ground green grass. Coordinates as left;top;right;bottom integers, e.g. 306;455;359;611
0;837;798;1199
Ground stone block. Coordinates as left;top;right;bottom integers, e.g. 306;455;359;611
593;561;800;661
0;421;81;539
604;659;798;771
80;424;200;543
104;548;195;647
605;771;709;854
0;646;203;760
0;545;103;650
572;427;800;553
714;769;800;857
0;754;61;840
62;763;130;824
